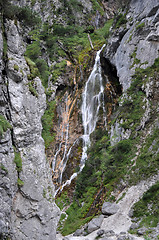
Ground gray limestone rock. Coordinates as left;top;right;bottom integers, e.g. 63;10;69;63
137;227;147;235
97;229;105;236
73;228;84;236
0;18;60;240
102;202;119;215
117;236;127;240
130;222;140;230
105;230;116;237
103;0;159;92
100;237;116;240
87;215;104;233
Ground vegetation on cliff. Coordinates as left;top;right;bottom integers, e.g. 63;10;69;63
1;0;158;238
55;51;159;234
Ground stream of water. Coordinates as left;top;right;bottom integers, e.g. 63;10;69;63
54;45;106;196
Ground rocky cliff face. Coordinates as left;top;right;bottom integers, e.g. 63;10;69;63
0;0;159;239
0;17;59;240
104;0;159;144
104;0;159;91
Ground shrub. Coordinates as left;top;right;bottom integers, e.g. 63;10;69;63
114;13;127;28
25;41;41;61
25;57;39;79
0;164;8;174
28;81;38;97
14;152;22;172
42;100;56;149
132;182;159;228
35;59;50;87
136;22;145;30
0;0;41;27
0;115;12;137
17;178;24;186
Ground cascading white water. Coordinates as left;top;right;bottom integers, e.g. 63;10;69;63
54;45;106;196
52;94;70;184
80;44;106;169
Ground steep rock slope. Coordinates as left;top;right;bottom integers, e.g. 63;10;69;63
104;0;159;143
0;14;59;240
104;0;159;91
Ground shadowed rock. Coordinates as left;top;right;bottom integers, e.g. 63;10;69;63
102;202;119;215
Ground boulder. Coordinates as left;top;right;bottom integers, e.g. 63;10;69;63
97;229;105;237
137;227;147;235
73;228;84;236
87;215;104;233
105;230;116;237
130;222;140;230
102;202;119;215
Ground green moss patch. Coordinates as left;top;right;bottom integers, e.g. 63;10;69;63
0;115;12;137
17;178;24;186
28;81;38;97
14;152;22;172
42;100;56;149
132;182;159;230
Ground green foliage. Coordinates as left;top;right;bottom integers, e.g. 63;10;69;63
56;191;70;211
2;33;7;60
51;60;67;82
14;152;22;172
0;0;41;27
14;64;19;71
24;13;113;90
43;188;47;198
116;192;126;203
42;100;56;149
114;13;127;28
0;115;12;137
60;213;66;221
136;22;145;30
90;0;104;15
17;178;24;186
25;41;41;61
120;57;159;134
28;81;38;97
35;59;50;87
25;57;39;80
25;32;50;87
130;48;140;68
31;0;36;6
132;182;159;228
130;128;159;184
56;0;83;21
92;19;113;43
61;200;93;235
120;92;145;131
0;164;8;174
58;134;133;235
41;18;113;64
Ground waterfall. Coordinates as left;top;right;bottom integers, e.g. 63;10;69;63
54;45;106;196
80;44;106;169
52;94;70;184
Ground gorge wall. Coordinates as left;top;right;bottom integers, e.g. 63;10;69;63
0;18;60;240
0;0;159;239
